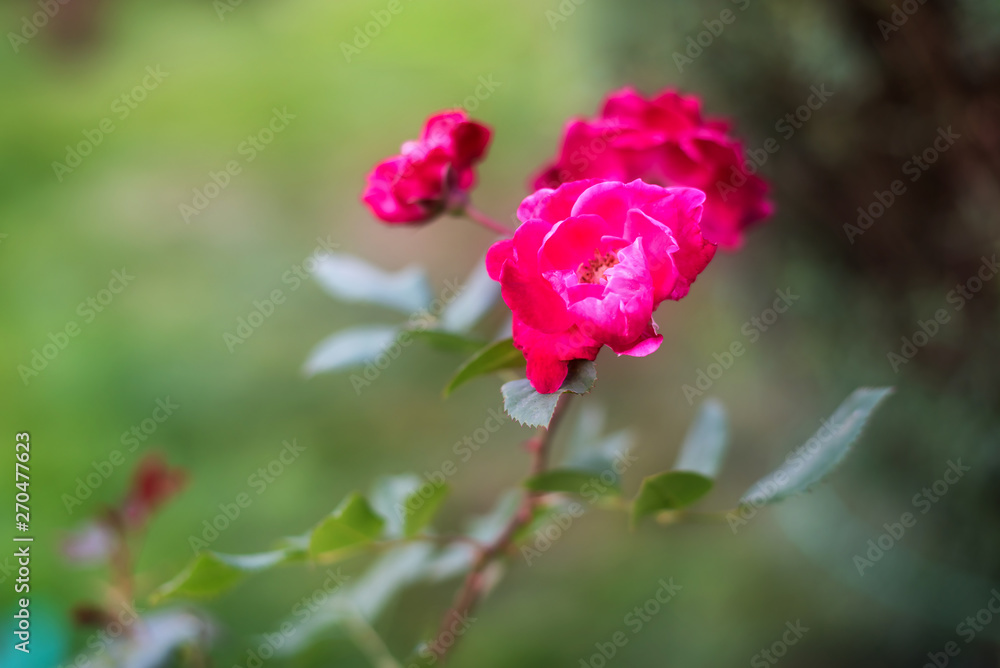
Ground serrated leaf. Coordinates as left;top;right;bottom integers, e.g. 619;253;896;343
439;260;501;332
739;387;893;507
313;253;431;313
444;338;525;397
674;398;729;478
408;329;486;354
403;484;450;537
501;360;597;428
309;493;385;557
524;469;619;496
632;471;714;523
152;550;290;602
302;326;399;376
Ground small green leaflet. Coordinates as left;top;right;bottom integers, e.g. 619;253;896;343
501;360;597;428
631;398;729;524
309;493;386;557
152;549;292;602
444;338;525;397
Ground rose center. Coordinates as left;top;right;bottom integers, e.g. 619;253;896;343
576;250;619;285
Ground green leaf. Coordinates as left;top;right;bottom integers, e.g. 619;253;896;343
629;400;729;524
302;326;400;376
276;543;439;657
673;398;729;478
439;259;501;332
368;474;422;538
501;360;597;428
739;387;894;507
313;253;431;313
309;493;386;557
444;338;525;397
525;468;619;496
403;484;450;537
408;329;486;354
152;550;291;602
632;471;714;523
563;405;634;476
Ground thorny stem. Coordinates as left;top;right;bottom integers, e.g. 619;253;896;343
461;204;514;237
431;394;573;664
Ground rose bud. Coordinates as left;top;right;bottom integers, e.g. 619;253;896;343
362;110;492;224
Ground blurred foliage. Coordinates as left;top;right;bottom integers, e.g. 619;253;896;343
1;0;999;666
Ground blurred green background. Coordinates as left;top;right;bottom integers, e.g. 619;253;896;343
2;0;999;666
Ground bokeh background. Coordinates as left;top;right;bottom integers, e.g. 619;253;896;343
2;0;1000;666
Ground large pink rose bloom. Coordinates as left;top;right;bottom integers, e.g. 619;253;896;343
363;110;492;224
533;88;772;249
487;179;716;393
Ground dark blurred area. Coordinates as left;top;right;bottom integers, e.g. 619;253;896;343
1;0;998;666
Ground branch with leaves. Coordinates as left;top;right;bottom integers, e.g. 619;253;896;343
143;90;896;665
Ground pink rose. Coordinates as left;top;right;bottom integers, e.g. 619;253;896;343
363;110;492;224
487;179;716;393
533;88;773;249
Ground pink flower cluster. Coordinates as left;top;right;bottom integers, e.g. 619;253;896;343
362;110;492;224
532;88;772;249
361;88;773;393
